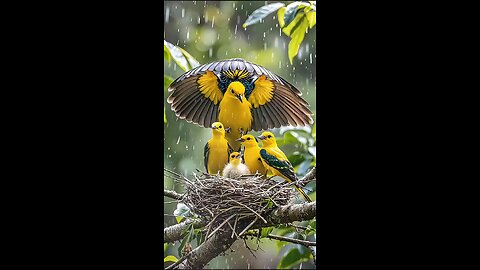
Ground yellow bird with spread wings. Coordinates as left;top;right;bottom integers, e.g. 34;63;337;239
167;58;313;151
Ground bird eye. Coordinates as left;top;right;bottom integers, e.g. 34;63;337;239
247;138;250;140
268;135;272;138
231;90;234;93
219;125;222;128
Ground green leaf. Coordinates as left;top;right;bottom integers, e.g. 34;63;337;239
288;152;306;167
243;3;285;28
188;224;196;242
164;243;169;252
164;255;178;263
288;15;309;64
277;7;286;28
177;228;190;256
164;107;167;124
306;10;316;28
277;247;309;269
260;227;274;238
164;40;200;71
283;2;309;28
179;47;200;69
164;44;171;64
311;123;316;141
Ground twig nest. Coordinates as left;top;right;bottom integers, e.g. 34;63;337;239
181;173;293;224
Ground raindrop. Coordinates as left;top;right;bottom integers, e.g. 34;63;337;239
234;25;238;34
283;41;286;49
181;8;185;18
165;7;170;23
233;2;235;8
279;60;282;69
217;33;220;40
263;32;266;38
168;154;172;158
274;37;278;47
279;28;282;36
264;42;267;50
205;13;209;23
241;4;244;9
177;28;180;32
309;53;313;64
270;27;273;31
238;48;242;53
212;16;215;27
186;30;190;40
209;48;213;57
197;16;201;24
176;136;181;144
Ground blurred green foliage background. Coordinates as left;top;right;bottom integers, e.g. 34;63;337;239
164;1;316;269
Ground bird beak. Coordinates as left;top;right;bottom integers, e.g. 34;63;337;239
257;135;266;140
237;155;242;159
237;94;243;103
235;138;245;142
212;126;218;130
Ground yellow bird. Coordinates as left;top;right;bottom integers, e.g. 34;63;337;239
222;152;251;178
257;131;312;202
235;134;267;176
204;122;233;175
167;58;313;151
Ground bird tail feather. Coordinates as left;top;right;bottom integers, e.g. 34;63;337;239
294;184;312;203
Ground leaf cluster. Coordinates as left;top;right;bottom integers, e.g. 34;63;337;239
243;1;316;63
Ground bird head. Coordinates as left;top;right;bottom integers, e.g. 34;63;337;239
235;134;258;148
229;152;242;166
211;122;226;135
257;131;277;147
226;81;246;103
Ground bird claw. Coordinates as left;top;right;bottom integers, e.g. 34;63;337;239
239;128;245;136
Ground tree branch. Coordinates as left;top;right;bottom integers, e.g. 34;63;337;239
163;218;206;243
299;166;316;186
168;202;316;269
164;189;184;200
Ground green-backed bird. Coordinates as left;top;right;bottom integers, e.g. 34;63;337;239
167;58;313;151
257;131;312;202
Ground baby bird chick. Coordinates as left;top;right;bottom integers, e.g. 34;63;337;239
222;152;251;178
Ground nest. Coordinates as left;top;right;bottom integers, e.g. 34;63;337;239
165;169;294;238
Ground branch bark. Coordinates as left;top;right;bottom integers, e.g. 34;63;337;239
164;218;206;243
164;189;184;200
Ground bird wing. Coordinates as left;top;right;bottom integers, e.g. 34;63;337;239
204;142;210;172
259;149;297;182
167;62;225;128
246;63;314;131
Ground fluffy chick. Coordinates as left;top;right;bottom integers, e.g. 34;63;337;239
222;152;251;178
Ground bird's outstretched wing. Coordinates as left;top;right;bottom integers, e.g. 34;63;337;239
259;149;297;182
247;68;314;131
167;58;313;130
167;64;225;128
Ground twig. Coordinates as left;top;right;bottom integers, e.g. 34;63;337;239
164;249;194;270
308;246;316;265
231;215;239;238
260;234;316;246
238;217;258;237
229;200;268;223
206;214;236;239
